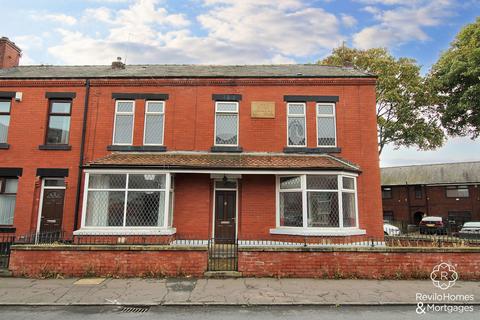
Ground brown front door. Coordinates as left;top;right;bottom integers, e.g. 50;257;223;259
214;190;236;242
39;188;65;234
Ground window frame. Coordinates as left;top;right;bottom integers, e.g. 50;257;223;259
79;171;175;234
0;177;18;226
0;98;11;144
445;185;469;198
286;102;307;147
45;99;72;145
316;102;337;147
414;185;422;199
143;100;165;146
382;187;392;199
214;101;239;147
112;100;135;146
275;173;359;233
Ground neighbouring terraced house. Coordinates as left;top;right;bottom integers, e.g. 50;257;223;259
0;37;383;276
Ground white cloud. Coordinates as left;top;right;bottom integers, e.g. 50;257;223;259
353;0;454;49
42;13;78;25
341;14;357;27
47;0;347;65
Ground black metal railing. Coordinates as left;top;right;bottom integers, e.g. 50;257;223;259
208;238;238;271
0;235;15;269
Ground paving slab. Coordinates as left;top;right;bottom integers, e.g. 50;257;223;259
0;278;478;306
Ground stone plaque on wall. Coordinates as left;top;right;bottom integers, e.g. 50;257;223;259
251;101;275;118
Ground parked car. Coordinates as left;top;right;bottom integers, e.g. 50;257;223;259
419;216;447;235
384;223;400;236
459;222;480;240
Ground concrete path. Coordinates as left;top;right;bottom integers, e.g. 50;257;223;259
0;278;478;306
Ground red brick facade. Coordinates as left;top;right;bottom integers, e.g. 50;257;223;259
0;77;383;239
382;185;480;225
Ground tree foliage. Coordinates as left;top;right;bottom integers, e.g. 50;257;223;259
319;47;444;154
428;17;480;138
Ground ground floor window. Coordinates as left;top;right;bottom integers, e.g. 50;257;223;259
83;172;173;229
0;178;17;225
277;174;358;229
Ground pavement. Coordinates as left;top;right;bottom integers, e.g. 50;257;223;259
0;278;479;306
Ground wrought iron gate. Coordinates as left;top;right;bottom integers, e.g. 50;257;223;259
0;235;14;269
207;238;238;271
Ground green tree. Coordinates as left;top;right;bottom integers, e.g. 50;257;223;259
428;17;480;138
319;47;444;154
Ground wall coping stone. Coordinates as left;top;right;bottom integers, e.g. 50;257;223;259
11;244;207;251
238;246;480;253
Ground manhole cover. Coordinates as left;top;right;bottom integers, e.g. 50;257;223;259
121;306;150;313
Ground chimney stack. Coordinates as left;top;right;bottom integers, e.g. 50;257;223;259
0;37;22;69
111;56;125;69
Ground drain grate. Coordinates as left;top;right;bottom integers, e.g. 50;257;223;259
121;306;150;313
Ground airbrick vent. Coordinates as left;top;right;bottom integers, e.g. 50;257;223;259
120;306;150;313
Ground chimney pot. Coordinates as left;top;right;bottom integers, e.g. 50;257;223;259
111;57;125;69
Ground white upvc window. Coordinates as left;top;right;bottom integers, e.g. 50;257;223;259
80;172;174;234
273;173;362;236
143;101;165;146
113;100;134;145
0;178;18;225
316;103;336;147
287;103;306;147
214;101;239;146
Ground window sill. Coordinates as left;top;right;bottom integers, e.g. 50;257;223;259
0;226;15;233
283;147;341;154
210;146;243;153
107;145;167;152
73;227;176;236
38;145;72;151
269;227;366;236
0;143;9;149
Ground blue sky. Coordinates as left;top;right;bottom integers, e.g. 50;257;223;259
1;0;479;166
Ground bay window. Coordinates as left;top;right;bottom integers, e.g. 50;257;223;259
275;174;361;235
81;172;174;233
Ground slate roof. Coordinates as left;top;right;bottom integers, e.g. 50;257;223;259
87;152;360;172
0;64;374;79
381;161;480;186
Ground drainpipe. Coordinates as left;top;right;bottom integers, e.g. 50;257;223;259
73;79;91;231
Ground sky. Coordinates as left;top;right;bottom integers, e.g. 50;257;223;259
1;0;479;167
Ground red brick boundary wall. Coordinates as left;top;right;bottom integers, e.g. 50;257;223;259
9;245;207;277
9;245;480;279
239;248;480;280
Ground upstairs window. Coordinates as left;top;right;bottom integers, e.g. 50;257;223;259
143;101;165;145
113;100;134;145
287;103;306;147
414;185;422;199
46;100;72;145
215;101;238;146
0;99;11;144
446;185;469;198
382;187;392;199
316;103;336;147
0;178;18;225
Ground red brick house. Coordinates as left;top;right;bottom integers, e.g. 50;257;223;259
381;162;480;229
0;37;382;255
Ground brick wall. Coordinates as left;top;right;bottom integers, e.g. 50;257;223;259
239;249;480;279
9;246;208;277
9;246;480;279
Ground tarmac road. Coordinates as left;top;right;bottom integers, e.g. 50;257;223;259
0;305;478;320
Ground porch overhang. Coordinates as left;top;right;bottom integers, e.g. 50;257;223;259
84;151;361;174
